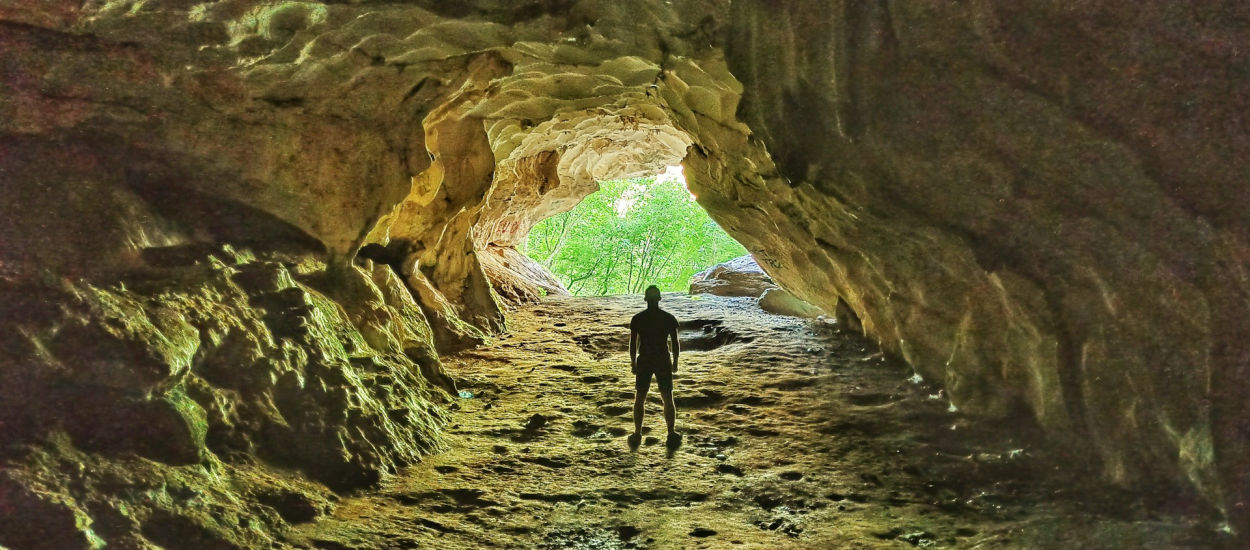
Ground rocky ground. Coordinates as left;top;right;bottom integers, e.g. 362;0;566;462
289;294;1226;549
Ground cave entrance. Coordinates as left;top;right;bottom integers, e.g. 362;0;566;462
522;166;746;296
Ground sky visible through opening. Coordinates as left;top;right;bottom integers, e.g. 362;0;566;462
524;166;747;296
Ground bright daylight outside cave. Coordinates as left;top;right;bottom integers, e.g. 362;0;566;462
2;1;1249;549
525;168;747;296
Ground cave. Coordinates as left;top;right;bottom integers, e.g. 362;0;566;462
2;1;1248;548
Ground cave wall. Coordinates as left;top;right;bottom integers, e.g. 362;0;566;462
0;245;453;547
711;0;1250;529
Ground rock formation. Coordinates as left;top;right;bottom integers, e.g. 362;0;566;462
0;246;451;547
758;288;825;319
718;1;1250;533
689;255;778;298
689;255;826;318
3;0;1250;545
478;244;570;304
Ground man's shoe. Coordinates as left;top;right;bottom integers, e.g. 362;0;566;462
627;432;642;447
666;431;682;447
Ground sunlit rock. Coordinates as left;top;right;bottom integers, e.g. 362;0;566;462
479;244;570;305
0;246;448;545
689;255;777;298
758;288;825;319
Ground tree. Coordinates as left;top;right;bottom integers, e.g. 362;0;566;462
526;176;747;296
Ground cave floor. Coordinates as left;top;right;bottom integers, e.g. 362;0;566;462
289;294;1221;549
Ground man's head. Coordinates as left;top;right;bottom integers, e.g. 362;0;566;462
644;285;662;304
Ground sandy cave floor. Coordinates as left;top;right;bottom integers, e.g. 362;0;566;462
288;294;1225;549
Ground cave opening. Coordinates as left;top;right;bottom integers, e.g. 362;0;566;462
3;0;1247;547
522;165;747;296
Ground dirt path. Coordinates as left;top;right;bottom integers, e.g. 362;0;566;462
290;294;1221;549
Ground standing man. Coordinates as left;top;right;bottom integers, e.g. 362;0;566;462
629;285;681;447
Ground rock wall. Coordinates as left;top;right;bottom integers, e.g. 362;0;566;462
714;0;1250;530
0;245;451;547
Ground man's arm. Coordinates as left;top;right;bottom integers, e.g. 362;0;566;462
629;330;638;374
669;325;680;373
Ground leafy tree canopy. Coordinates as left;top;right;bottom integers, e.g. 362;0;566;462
525;176;747;296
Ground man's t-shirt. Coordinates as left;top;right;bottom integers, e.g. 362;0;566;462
631;308;678;361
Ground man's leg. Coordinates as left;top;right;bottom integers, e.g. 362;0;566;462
661;389;676;435
657;370;677;436
632;371;650;437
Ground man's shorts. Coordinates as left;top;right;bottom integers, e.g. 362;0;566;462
635;355;673;394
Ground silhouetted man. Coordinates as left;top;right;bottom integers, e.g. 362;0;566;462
628;285;680;447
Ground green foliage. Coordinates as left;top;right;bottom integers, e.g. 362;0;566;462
525;177;747;296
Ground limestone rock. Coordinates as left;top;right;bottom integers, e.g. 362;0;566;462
758;288;825;319
718;0;1250;529
0;471;102;550
689;255;777;298
0;246;449;546
834;298;863;336
479;244;570;304
406;269;490;353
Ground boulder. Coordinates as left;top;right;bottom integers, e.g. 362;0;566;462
689;256;777;297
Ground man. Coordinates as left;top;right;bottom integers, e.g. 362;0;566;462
628;285;681;447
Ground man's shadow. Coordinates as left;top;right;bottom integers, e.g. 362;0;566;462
624;429;682;456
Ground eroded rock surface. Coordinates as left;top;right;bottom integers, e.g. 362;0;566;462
758;288;825;319
715;2;1250;531
0;246;449;547
288;295;1223;549
689;255;777;298
479;244;570;305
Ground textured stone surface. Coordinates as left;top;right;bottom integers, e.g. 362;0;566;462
716;0;1250;530
288;295;1224;548
479;244;570;305
689;255;777;298
0;246;449;546
3;0;1250;541
758;288;825;319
